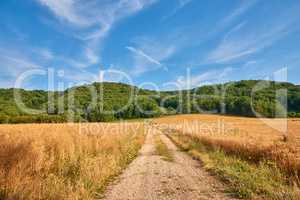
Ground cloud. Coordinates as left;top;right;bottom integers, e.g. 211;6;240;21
178;0;193;7
57;56;86;69
222;21;247;41
84;47;99;65
125;38;176;76
37;0;88;26
220;0;257;27
31;47;54;60
37;0;158;40
158;1;256;66
0;49;43;76
207;8;300;64
126;46;162;66
60;68;98;84
0;48;45;88
176;67;233;89
162;0;193;20
0;56;41;77
0;45;98;88
36;0;158;68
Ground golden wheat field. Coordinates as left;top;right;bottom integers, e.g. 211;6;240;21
154;114;300;146
154;114;300;182
0;122;146;199
1;115;300;199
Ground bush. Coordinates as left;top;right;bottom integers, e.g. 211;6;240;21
0;114;9;124
8;115;67;124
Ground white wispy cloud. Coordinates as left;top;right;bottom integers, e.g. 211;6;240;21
0;55;42;77
126;46;162;66
125;38;176;76
207;27;289;63
0;45;98;88
176;67;233;89
0;48;45;88
207;5;300;64
31;47;54;60
60;68;99;85
75;0;158;40
160;0;256;67
84;47;99;65
36;0;158;68
220;0;257;27
162;0;193;20
37;0;88;26
223;21;247;41
178;0;193;7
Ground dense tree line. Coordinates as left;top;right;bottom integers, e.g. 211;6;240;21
0;80;300;123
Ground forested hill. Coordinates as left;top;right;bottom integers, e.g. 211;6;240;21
0;80;300;123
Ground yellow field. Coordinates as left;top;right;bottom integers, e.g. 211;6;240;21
154;114;300;146
154;114;300;181
1;115;300;199
0;122;145;199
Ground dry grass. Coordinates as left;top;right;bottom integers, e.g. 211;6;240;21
154;114;300;184
0;122;145;199
168;133;300;199
154;114;300;145
154;134;173;162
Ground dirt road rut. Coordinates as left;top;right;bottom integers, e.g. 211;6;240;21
103;127;234;200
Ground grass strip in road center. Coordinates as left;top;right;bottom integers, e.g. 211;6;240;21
154;134;174;162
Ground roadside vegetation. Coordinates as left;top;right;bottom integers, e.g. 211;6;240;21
167;133;300;199
154;134;174;162
0;123;145;199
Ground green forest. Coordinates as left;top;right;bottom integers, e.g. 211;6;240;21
0;80;300;123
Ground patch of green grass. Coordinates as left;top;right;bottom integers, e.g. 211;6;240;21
168;134;300;200
206;151;298;199
154;134;174;162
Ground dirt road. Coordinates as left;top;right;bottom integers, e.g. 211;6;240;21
103;127;234;200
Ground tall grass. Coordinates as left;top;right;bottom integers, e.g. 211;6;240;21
181;133;300;185
0;123;145;199
168;133;300;199
154;134;173;162
154;114;300;185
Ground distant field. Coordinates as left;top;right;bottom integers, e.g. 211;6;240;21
154;114;300;146
0;122;145;199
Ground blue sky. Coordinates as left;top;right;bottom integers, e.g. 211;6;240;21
0;0;300;90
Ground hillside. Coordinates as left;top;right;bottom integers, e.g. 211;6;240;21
0;80;300;123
